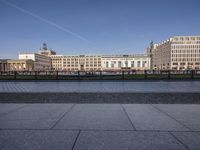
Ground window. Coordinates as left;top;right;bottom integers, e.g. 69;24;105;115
142;61;146;67
137;61;140;67
111;61;115;68
118;61;122;68
131;61;134;67
125;61;128;67
106;62;109;68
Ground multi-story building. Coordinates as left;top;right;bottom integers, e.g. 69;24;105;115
0;60;7;71
19;53;51;71
50;55;102;71
148;36;200;70
3;36;200;72
102;54;150;71
0;59;34;71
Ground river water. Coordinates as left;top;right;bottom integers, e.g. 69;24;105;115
0;81;200;93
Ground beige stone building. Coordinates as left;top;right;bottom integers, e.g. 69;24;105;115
50;55;102;71
38;43;150;71
0;59;34;71
102;55;150;71
50;54;150;71
148;36;200;70
0;60;7;71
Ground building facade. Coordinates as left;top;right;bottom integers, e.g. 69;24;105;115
102;55;150;71
0;59;34;71
148;36;200;70
50;55;102;71
3;36;200;72
0;60;7;71
19;53;51;71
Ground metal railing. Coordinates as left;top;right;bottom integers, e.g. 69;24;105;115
0;70;200;80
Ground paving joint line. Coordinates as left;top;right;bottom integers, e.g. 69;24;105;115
71;130;81;150
50;104;76;129
0;128;200;133
121;104;136;130
0;104;29;118
169;131;191;150
150;104;192;131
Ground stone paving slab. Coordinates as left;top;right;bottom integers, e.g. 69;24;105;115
153;104;200;131
73;131;187;150
0;130;78;150
123;104;189;131
0;104;27;116
171;132;200;150
54;104;134;130
0;104;73;129
0;104;200;150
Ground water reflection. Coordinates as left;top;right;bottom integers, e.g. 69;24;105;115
0;81;200;93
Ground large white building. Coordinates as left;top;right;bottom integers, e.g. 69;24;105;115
19;53;51;71
148;36;200;70
102;55;150;71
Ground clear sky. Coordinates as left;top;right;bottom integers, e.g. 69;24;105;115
0;0;200;59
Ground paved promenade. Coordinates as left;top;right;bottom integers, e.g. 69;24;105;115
0;104;200;150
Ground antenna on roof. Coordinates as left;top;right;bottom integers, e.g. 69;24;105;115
150;40;154;46
42;42;47;50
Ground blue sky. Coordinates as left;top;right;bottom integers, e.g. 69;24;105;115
0;0;200;59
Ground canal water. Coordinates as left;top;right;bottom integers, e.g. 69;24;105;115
0;81;200;93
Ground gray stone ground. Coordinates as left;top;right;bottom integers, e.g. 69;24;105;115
0;104;200;150
1;92;200;103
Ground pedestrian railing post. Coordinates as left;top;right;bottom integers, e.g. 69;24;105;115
191;70;194;79
78;71;80;80
100;71;102;80
35;71;37;80
122;71;125;80
56;71;59;80
168;70;171;79
14;71;17;80
144;70;147;79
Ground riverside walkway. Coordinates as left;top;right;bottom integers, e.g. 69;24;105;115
0;81;200;149
0;104;200;150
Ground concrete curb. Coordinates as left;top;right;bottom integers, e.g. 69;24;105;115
0;92;200;104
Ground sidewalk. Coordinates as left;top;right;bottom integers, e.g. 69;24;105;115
0;104;200;150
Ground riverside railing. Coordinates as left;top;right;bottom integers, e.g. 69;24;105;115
0;70;200;80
